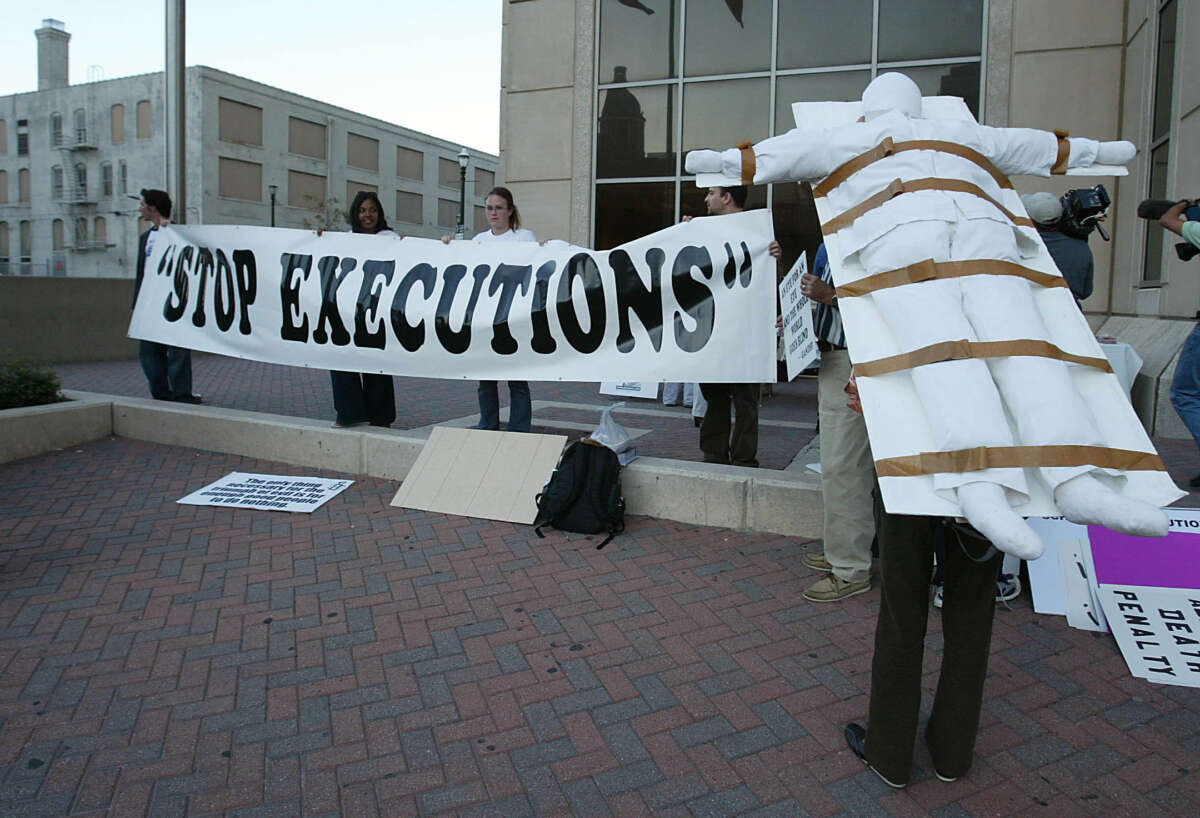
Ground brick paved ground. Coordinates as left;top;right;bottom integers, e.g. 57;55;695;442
3;437;1200;816
53;356;819;469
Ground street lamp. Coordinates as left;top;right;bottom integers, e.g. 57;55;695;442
456;148;469;239
268;184;278;227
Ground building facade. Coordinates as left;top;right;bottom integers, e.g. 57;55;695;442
0;20;498;279
500;0;1198;323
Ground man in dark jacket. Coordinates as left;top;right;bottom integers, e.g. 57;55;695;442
133;188;200;403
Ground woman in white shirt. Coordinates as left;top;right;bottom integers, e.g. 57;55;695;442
447;186;535;431
330;191;400;427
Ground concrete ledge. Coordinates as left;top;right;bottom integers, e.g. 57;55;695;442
44;391;825;539
0;394;114;464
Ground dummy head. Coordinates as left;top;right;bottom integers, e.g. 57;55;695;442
862;72;922;120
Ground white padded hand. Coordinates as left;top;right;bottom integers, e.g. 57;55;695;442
956;482;1045;560
684;150;723;175
1096;140;1135;166
1053;473;1168;537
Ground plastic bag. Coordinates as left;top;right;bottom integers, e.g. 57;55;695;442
589;402;632;454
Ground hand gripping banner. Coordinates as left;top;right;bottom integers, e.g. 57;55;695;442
128;211;778;383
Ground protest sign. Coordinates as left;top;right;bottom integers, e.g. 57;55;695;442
1025;517;1107;631
778;254;817;380
129;212;777;383
1093;509;1200;686
178;472;352;512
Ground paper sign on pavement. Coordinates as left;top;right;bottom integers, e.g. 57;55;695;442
178;472;352;512
600;382;658;400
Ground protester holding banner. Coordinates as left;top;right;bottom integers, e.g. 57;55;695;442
688;185;781;466
448;186;536;432
328;191;400;428
133;188;202;404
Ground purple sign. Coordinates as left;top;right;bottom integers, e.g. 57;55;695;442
1089;511;1200;590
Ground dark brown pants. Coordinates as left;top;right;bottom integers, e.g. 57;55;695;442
864;492;1001;785
698;383;759;467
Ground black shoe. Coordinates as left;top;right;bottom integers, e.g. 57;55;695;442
844;723;906;788
173;394;203;404
1190;473;1200;489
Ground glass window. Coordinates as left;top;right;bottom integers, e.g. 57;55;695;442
18;168;30;202
473;204;487;234
346;180;377;204
111;104;125;144
683;78;770;157
17;121;29;156
51;166;63;200
598;0;680;84
219;98;264;146
136;100;151;139
775;71;872;133
53;219;65;251
771;182;824;274
396;146;423;180
395;190;423;224
74;163;87;199
347;132;379;172
95;216;107;246
1153;0;1176;142
20;220;32;259
288;170;326;208
102;163;113;198
288;117;326;159
51;113;64;147
1144;143;1170;282
684;0;772;77
475;168;495;197
597;84;676;179
680;182;766;220
878;0;983;62
0;120;6;154
218;157;263;201
438;157;459;188
777;0;872;70
0;222;8;260
902;62;981;119
73;109;87;143
118;161;127;195
437;197;459;229
0;170;6;204
595;181;675;250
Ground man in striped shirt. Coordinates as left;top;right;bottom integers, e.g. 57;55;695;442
800;244;876;602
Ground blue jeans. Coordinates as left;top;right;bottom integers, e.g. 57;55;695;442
1171;322;1200;448
477;380;531;432
138;340;192;400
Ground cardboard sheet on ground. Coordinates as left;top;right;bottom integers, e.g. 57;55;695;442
1092;508;1200;687
178;472;352;512
787;97;1181;519
391;427;566;524
778;255;818;380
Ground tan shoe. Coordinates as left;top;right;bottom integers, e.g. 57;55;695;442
803;574;870;603
801;552;832;573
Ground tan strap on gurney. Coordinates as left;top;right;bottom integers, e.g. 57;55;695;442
814;137;1014;197
875;444;1166;477
821;177;1035;234
853;338;1113;378
836;258;1068;298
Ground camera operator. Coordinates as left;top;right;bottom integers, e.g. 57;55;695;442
1160;199;1200;250
1021;192;1093;309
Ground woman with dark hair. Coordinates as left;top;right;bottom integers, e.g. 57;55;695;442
444;186;536;431
329;191;400;427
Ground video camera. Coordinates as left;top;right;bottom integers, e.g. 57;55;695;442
1059;184;1110;242
1137;198;1200;262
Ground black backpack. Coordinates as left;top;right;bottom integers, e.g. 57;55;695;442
533;439;626;549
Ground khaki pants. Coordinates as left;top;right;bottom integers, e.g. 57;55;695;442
817;349;875;582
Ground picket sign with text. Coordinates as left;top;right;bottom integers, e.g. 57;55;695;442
1092;508;1200;687
778;254;818;380
177;472;352;513
129;212;778;383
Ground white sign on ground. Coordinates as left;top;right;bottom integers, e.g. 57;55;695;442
778;254;818;381
178;472;352;512
129;212;778;383
1025;516;1107;631
600;382;658;399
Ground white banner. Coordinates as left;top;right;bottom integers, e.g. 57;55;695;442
129;212;777;382
177;472;353;512
778;254;818;380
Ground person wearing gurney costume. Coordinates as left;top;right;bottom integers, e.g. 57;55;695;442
687;72;1169;560
687;71;1177;787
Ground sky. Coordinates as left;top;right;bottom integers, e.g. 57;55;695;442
0;1;503;155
